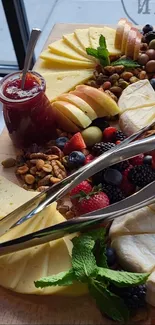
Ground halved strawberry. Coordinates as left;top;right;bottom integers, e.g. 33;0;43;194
63;132;86;155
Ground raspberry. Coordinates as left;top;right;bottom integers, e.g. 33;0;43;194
102;127;117;142
84;154;94;165
129;154;144;166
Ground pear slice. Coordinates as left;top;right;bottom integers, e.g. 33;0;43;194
56;93;97;120
76;85;121;116
52;101;91;128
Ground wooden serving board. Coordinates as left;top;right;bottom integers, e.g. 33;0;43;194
0;24;152;325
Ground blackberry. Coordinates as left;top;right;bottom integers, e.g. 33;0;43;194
102;184;125;204
110;284;147;310
113;160;130;172
92;142;115;156
91;118;110;131
115;130;126;142
128;165;155;187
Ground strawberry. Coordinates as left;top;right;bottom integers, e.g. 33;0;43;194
102;127;117;142
129;154;144;166
120;166;135;196
75;191;109;216
70;181;92;205
84;154;95;165
63;132;86;155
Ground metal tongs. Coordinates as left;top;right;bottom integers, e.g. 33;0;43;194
1;121;155;255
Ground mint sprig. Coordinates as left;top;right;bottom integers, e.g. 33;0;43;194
111;57;140;68
86;35;110;67
34;229;150;323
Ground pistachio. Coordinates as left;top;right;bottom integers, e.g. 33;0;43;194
109;73;120;83
16;165;29;175
1;158;16;168
36;159;44;170
121;71;133;81
25;174;35;185
118;80;129;89
130;76;139;83
42;164;53;173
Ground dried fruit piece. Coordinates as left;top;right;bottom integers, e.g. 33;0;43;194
1;158;16;168
16;165;29;175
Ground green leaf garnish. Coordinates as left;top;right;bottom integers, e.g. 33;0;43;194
72;235;98;282
111;57;140;68
97;268;150;287
86;34;110;67
34;229;150;323
89;280;129;323
35;269;76;288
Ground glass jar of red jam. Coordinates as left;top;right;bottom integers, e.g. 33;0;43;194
0;71;56;148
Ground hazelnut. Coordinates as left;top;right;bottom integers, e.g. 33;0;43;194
146;60;155;73
137;53;149;65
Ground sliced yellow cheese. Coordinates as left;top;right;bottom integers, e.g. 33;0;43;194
40;50;95;68
41;70;94;102
56;93;97;120
63;33;89;58
48;39;91;62
74;28;91;50
89;27;121;56
0;175;36;219
118;79;155;112
52;101;91;128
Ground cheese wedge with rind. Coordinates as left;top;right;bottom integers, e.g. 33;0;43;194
118;80;155;112
48;39;91;62
119;105;155;136
52;101;91;128
56;93;97;120
74;29;91;50
111;234;155;273
89;26;121;55
40;50;95;68
41;70;94;102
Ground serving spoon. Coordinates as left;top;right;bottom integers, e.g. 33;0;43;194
21;28;41;90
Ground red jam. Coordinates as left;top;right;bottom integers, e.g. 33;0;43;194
0;71;56;148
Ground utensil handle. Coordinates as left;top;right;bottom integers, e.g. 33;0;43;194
21;28;41;89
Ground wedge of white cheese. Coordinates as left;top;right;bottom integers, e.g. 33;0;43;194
110;205;155;306
0;176;87;295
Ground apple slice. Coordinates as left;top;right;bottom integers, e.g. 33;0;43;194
56;93;97;120
52;104;80;132
121;21;132;54
134;31;142;61
52;101;91;128
125;27;137;58
70;90;107;117
76;85;121;116
115;18;127;50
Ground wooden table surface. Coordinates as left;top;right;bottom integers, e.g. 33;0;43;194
0;24;151;325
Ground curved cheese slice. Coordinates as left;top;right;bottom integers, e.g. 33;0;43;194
74;29;90;50
48;39;91;62
89;27;121;56
40;50;95;68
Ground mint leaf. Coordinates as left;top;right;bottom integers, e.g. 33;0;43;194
98;268;150;287
99;35;107;48
89;280;129;323
34;269;76;288
86;48;99;58
72;235;98;282
88;228;108;268
111;58;140;68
